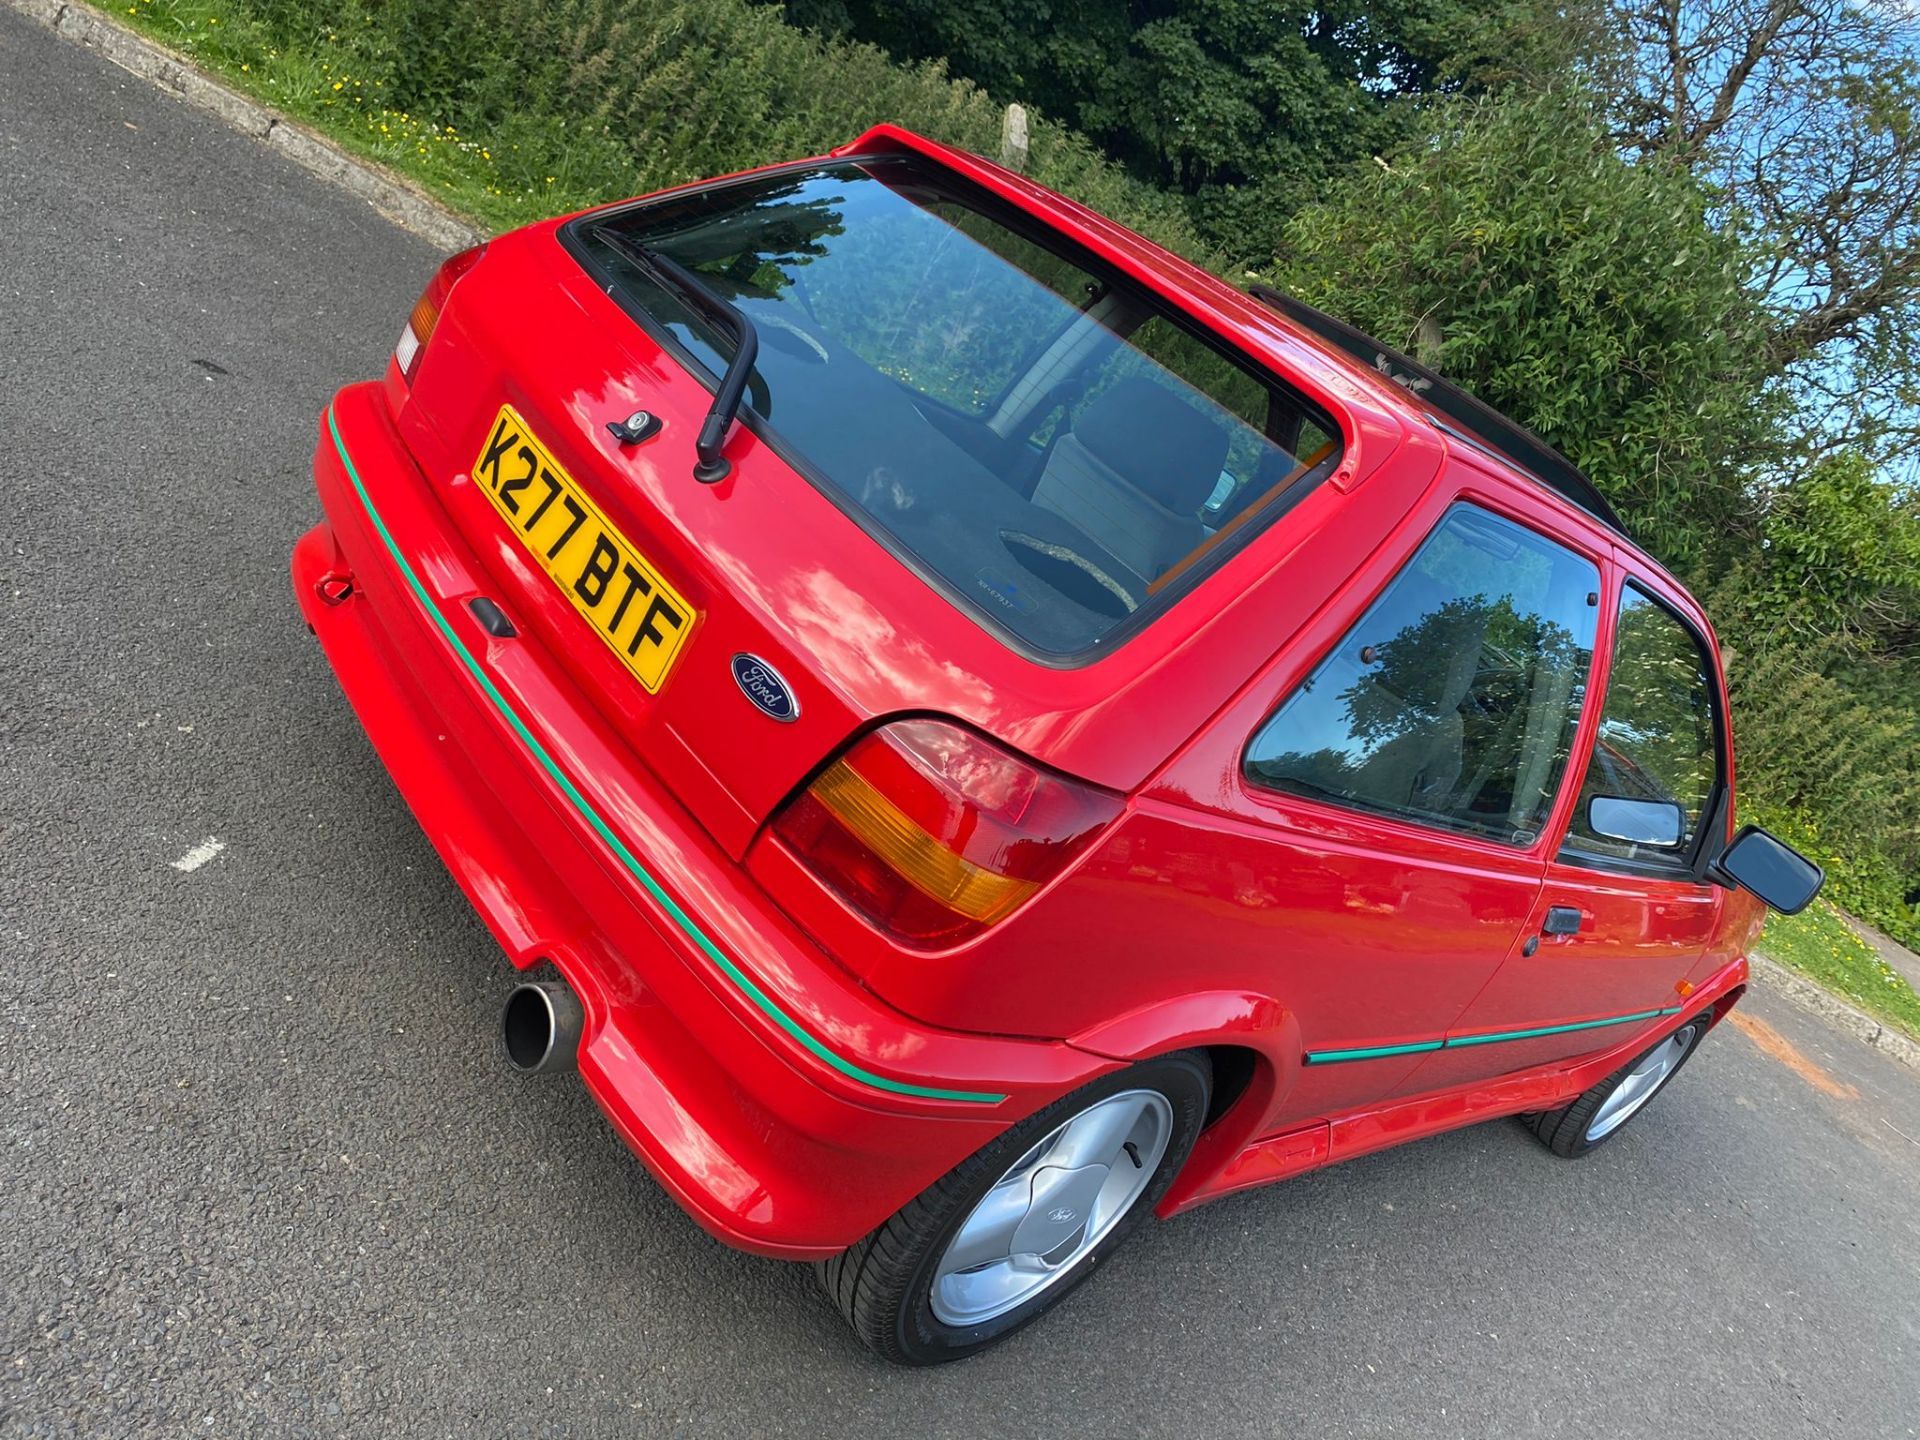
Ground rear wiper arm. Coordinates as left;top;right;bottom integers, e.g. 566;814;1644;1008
598;231;759;483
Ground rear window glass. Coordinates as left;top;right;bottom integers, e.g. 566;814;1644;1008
567;156;1340;660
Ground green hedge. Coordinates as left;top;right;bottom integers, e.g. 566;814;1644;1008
113;0;1206;258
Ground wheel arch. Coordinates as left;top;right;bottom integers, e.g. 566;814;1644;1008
1067;988;1301;1212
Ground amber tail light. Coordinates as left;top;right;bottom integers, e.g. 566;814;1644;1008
393;244;484;383
773;719;1122;948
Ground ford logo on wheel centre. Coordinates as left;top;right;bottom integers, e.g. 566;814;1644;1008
730;654;800;722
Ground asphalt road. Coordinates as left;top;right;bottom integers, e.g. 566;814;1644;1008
3;11;1918;1437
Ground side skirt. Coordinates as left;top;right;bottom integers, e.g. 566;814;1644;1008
1161;964;1746;1217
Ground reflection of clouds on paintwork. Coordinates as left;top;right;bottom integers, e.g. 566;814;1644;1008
556;370;1005;780
700;532;998;717
786;567;999;713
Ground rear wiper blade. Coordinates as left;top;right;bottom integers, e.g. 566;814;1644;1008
597;230;759;483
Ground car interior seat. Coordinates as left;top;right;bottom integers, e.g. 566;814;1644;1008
1029;377;1229;582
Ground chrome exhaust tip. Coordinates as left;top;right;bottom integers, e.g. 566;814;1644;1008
502;979;583;1075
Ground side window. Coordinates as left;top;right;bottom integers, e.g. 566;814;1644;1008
1563;587;1720;867
1245;505;1600;845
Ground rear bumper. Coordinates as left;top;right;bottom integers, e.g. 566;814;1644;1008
294;383;1108;1258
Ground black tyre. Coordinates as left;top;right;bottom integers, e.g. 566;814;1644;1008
817;1051;1211;1366
1523;1019;1706;1158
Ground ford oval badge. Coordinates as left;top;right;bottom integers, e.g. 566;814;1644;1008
730;654;800;722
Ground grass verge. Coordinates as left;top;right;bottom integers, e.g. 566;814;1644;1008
1761;899;1920;1042
96;0;576;230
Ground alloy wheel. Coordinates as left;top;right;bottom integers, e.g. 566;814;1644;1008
930;1088;1174;1326
1585;1023;1700;1142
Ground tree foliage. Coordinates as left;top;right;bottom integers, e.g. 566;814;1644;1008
1260;87;1782;575
1609;0;1920;467
206;0;1210;256
770;0;1547;257
1243;45;1920;928
1705;452;1920;920
1745;452;1920;644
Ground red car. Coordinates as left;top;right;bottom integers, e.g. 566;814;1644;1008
292;124;1821;1364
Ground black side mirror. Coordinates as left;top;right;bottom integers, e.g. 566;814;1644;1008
1710;825;1824;914
1587;795;1685;847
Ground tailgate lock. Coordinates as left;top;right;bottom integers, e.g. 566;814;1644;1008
606;410;663;446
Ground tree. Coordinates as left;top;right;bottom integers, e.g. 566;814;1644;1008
1744;450;1920;646
1260;86;1783;575
771;1;1549;258
1608;0;1920;466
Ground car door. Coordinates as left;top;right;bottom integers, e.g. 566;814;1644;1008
1219;491;1606;1126
1405;569;1727;1089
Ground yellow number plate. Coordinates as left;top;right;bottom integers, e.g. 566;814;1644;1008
471;404;696;693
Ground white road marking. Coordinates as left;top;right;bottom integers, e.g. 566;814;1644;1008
169;837;226;873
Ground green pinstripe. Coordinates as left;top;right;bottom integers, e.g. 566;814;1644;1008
324;405;1004;1105
1304;1005;1687;1065
1301;1039;1445;1064
1443;1006;1684;1048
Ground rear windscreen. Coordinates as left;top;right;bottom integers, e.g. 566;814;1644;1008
567;155;1340;660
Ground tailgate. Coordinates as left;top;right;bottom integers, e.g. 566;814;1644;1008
398;230;892;855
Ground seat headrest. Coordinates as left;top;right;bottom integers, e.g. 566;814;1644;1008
1075;378;1231;514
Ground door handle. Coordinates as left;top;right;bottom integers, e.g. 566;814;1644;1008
1542;905;1584;936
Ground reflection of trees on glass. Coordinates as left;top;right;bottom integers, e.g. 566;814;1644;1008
651;181;848;294
595;180;853;420
1566;590;1717;862
791;189;1090;414
578;155;1352;657
1247;507;1598;845
637;165;1322;494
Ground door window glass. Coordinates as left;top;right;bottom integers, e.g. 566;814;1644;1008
1563;588;1719;866
1245;505;1600;845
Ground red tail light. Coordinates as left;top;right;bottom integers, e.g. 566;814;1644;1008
394;244;484;382
773;719;1122;948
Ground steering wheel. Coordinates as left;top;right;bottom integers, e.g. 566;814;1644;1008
1000;530;1142;616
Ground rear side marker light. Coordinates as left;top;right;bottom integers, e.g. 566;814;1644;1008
773;719;1122;948
395;244;484;384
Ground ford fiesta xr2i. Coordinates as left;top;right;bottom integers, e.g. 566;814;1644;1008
292;124;1822;1364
